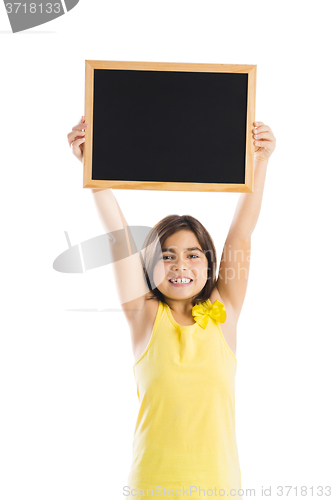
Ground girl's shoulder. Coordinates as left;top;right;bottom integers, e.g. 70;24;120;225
130;296;161;364
126;293;160;335
209;285;238;358
209;285;232;315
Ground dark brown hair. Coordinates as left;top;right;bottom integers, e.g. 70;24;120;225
141;214;217;306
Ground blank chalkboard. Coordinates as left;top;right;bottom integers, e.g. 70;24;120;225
83;61;256;192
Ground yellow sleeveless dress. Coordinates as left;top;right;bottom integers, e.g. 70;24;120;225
127;298;242;500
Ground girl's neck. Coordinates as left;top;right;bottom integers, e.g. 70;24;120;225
164;297;195;316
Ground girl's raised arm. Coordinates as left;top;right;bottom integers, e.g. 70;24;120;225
67;116;153;324
91;188;151;316
215;122;276;322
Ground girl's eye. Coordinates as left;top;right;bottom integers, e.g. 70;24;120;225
162;254;199;260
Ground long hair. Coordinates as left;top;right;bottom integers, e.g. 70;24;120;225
141;214;217;306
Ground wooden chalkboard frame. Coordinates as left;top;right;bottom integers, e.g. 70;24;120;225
83;60;256;192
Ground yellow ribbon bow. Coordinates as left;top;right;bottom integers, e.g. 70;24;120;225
192;299;227;329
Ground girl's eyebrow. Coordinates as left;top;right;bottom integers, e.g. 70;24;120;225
162;247;204;253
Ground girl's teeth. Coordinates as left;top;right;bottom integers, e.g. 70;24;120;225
170;278;191;283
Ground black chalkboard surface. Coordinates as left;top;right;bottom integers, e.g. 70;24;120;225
83;61;256;192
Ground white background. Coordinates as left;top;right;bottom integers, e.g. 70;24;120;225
1;1;332;499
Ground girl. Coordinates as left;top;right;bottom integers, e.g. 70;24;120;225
67;116;276;500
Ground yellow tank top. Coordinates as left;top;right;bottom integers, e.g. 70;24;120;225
127;298;242;500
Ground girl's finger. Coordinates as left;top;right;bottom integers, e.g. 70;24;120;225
67;129;85;145
71;137;85;152
252;125;270;134
253;131;271;140
253;139;273;146
67;124;88;146
72;123;88;132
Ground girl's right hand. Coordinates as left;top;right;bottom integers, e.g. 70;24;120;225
67;116;88;163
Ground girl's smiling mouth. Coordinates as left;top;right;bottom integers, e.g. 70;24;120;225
168;277;193;286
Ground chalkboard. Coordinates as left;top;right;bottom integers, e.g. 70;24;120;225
83;60;256;192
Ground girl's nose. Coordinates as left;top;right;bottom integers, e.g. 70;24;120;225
172;261;187;271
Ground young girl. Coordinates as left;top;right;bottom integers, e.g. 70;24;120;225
67;117;276;500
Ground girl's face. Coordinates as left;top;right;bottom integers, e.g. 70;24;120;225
153;230;209;300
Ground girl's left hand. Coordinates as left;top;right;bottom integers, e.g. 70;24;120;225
252;121;276;162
